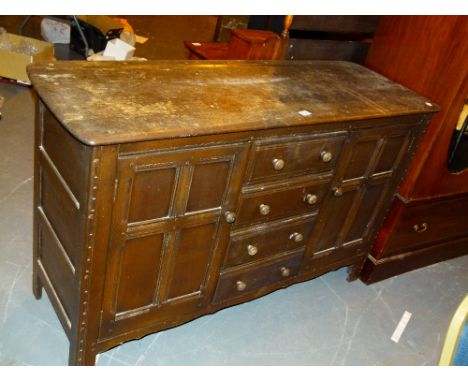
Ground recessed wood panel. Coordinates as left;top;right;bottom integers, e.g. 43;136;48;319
115;234;165;313
166;223;217;300
314;189;359;253
40;160;82;267
42;107;91;203
186;161;230;212
374;134;407;174
343;139;378;180
128;167;177;223
345;183;387;243
39;223;75;321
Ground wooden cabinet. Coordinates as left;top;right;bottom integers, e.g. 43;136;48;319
28;60;436;365
359;16;468;283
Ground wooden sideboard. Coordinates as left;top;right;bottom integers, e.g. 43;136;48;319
28;60;437;365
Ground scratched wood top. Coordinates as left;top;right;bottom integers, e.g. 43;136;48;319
27;60;438;146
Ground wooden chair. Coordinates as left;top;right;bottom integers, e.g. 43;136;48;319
439;295;468;365
184;28;281;60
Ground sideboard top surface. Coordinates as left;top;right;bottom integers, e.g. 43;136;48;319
27;60;438;146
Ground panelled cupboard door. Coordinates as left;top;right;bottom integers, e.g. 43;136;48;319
99;143;248;338
304;123;416;269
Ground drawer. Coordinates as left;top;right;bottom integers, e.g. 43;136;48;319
235;175;331;226
247;134;345;183
382;195;468;257
213;249;303;304
224;213;316;267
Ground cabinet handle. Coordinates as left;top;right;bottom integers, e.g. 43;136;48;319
304;193;318;205
321;150;333;163
289;232;304;242
236;280;247;291
247;244;258;256
413;223;428;233
280;266;291;277
224;211;236;224
272;158;285;171
259;204;271;216
333;187;343;197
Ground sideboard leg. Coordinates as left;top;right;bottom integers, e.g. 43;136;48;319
68;341;98;366
32;263;43;300
347;258;366;282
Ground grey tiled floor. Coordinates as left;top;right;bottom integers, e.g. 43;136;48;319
0;84;467;366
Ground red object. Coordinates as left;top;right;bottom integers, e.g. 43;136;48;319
360;16;468;283
184;29;280;60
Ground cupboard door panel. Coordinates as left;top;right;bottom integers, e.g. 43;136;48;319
304;124;414;270
128;167;178;223
164;223;217;301
100;143;248;336
186;161;230;212
314;188;359;253
343;139;379;180
344;182;388;244
115;234;165;313
374;133;409;174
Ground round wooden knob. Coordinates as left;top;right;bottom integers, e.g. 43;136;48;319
280;267;291;277
272;158;285;171
333;187;343;197
289;232;303;242
304;193;318;205
247;244;258;256
236;280;247;291
224;211;236;223
321;150;333;162
259;204;271;216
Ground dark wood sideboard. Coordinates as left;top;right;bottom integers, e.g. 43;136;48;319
27;60;437;365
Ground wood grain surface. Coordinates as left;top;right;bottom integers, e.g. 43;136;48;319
27;60;438;145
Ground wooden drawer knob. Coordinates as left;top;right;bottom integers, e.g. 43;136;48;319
289;232;304;242
236;280;247;291
321;150;333;162
304;193;318;205
413;223;428;233
247;244;258;256
272;158;285;171
224;211;236;224
259;204;271;216
280;266;291;277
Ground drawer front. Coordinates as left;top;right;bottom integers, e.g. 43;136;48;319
224;214;316;267
213;249;303;304
247;134;345;183
383;195;468;256
235;175;331;226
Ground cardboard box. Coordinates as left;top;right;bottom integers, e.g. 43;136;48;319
103;38;135;61
0;33;55;84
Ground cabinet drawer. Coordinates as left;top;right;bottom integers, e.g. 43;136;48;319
247;134;345;183
213;249;303;304
235;175;331;226
382;195;468;256
224;214;316;267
